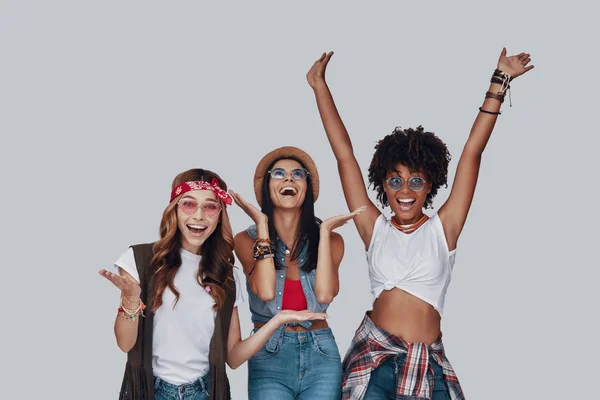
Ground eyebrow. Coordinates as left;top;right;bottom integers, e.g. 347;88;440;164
391;169;422;175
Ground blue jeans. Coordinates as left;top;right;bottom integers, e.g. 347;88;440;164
154;374;210;400
364;354;450;399
248;328;342;400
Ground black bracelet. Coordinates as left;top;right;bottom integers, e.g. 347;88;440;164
493;69;512;81
479;107;501;115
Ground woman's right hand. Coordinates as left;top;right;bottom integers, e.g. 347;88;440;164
272;310;328;326
99;269;141;300
306;51;334;90
230;190;268;226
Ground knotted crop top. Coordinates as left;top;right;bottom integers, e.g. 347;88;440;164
367;213;456;315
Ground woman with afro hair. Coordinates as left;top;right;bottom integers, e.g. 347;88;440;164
307;49;533;399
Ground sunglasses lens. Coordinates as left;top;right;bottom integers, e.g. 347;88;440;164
387;177;403;191
408;177;425;191
270;168;286;179
292;169;307;180
179;199;198;215
202;201;221;218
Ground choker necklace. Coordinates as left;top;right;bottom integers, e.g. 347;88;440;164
391;214;429;234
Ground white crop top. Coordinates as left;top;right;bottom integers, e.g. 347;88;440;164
367;213;456;315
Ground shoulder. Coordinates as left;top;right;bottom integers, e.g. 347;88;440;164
114;246;143;284
372;213;390;235
234;230;254;250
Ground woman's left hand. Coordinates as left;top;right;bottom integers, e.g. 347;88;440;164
497;47;534;79
320;206;367;232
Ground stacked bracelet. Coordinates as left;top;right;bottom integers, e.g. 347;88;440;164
118;297;146;321
253;243;274;260
249;238;275;276
490;68;513;106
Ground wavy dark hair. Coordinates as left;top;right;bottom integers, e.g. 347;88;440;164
260;157;321;272
368;126;451;209
150;169;235;312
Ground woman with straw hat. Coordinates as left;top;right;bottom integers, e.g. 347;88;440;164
231;146;364;400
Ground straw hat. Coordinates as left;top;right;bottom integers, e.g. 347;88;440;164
253;146;320;206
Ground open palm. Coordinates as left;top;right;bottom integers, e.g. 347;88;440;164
230;190;267;225
320;206;366;232
274;310;327;325
497;48;534;79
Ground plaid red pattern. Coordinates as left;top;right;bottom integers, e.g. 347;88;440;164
342;313;465;400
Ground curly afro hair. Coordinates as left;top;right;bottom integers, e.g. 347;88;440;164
368;126;451;209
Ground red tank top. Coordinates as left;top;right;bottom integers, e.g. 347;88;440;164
282;280;308;311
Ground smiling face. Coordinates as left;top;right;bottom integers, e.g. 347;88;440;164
176;190;221;254
267;159;308;210
384;163;432;224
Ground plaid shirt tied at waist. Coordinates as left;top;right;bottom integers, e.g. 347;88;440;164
342;313;465;400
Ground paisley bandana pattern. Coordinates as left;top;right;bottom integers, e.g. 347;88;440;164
170;178;233;205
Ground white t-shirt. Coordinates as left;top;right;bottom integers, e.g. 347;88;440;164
114;247;243;385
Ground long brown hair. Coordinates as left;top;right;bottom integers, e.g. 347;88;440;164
150;169;235;312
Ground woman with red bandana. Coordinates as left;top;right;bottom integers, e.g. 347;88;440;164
307;49;533;399
99;168;325;400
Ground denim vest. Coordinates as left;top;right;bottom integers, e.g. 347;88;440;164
245;224;329;344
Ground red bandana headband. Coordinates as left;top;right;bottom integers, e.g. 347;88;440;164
170;178;233;205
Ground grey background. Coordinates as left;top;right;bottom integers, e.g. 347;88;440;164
1;1;597;398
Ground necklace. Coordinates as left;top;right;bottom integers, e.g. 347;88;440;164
391;214;429;234
284;242;293;255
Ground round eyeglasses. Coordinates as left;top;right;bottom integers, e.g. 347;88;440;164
268;167;309;180
386;176;427;192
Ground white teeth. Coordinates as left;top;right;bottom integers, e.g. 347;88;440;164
279;186;297;195
397;198;415;203
188;225;206;230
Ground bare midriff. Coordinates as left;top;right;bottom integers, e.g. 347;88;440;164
369;287;441;345
254;319;329;332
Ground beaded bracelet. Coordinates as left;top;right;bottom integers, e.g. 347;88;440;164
118;297;146;321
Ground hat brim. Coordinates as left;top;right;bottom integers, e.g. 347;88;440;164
253;146;319;206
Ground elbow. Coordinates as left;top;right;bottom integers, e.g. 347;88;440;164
315;291;336;305
226;359;241;370
117;340;135;353
257;289;276;302
252;283;276;302
463;143;484;159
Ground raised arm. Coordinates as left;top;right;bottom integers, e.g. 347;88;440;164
313;206;365;303
439;48;534;250
307;52;380;248
231;190;276;301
